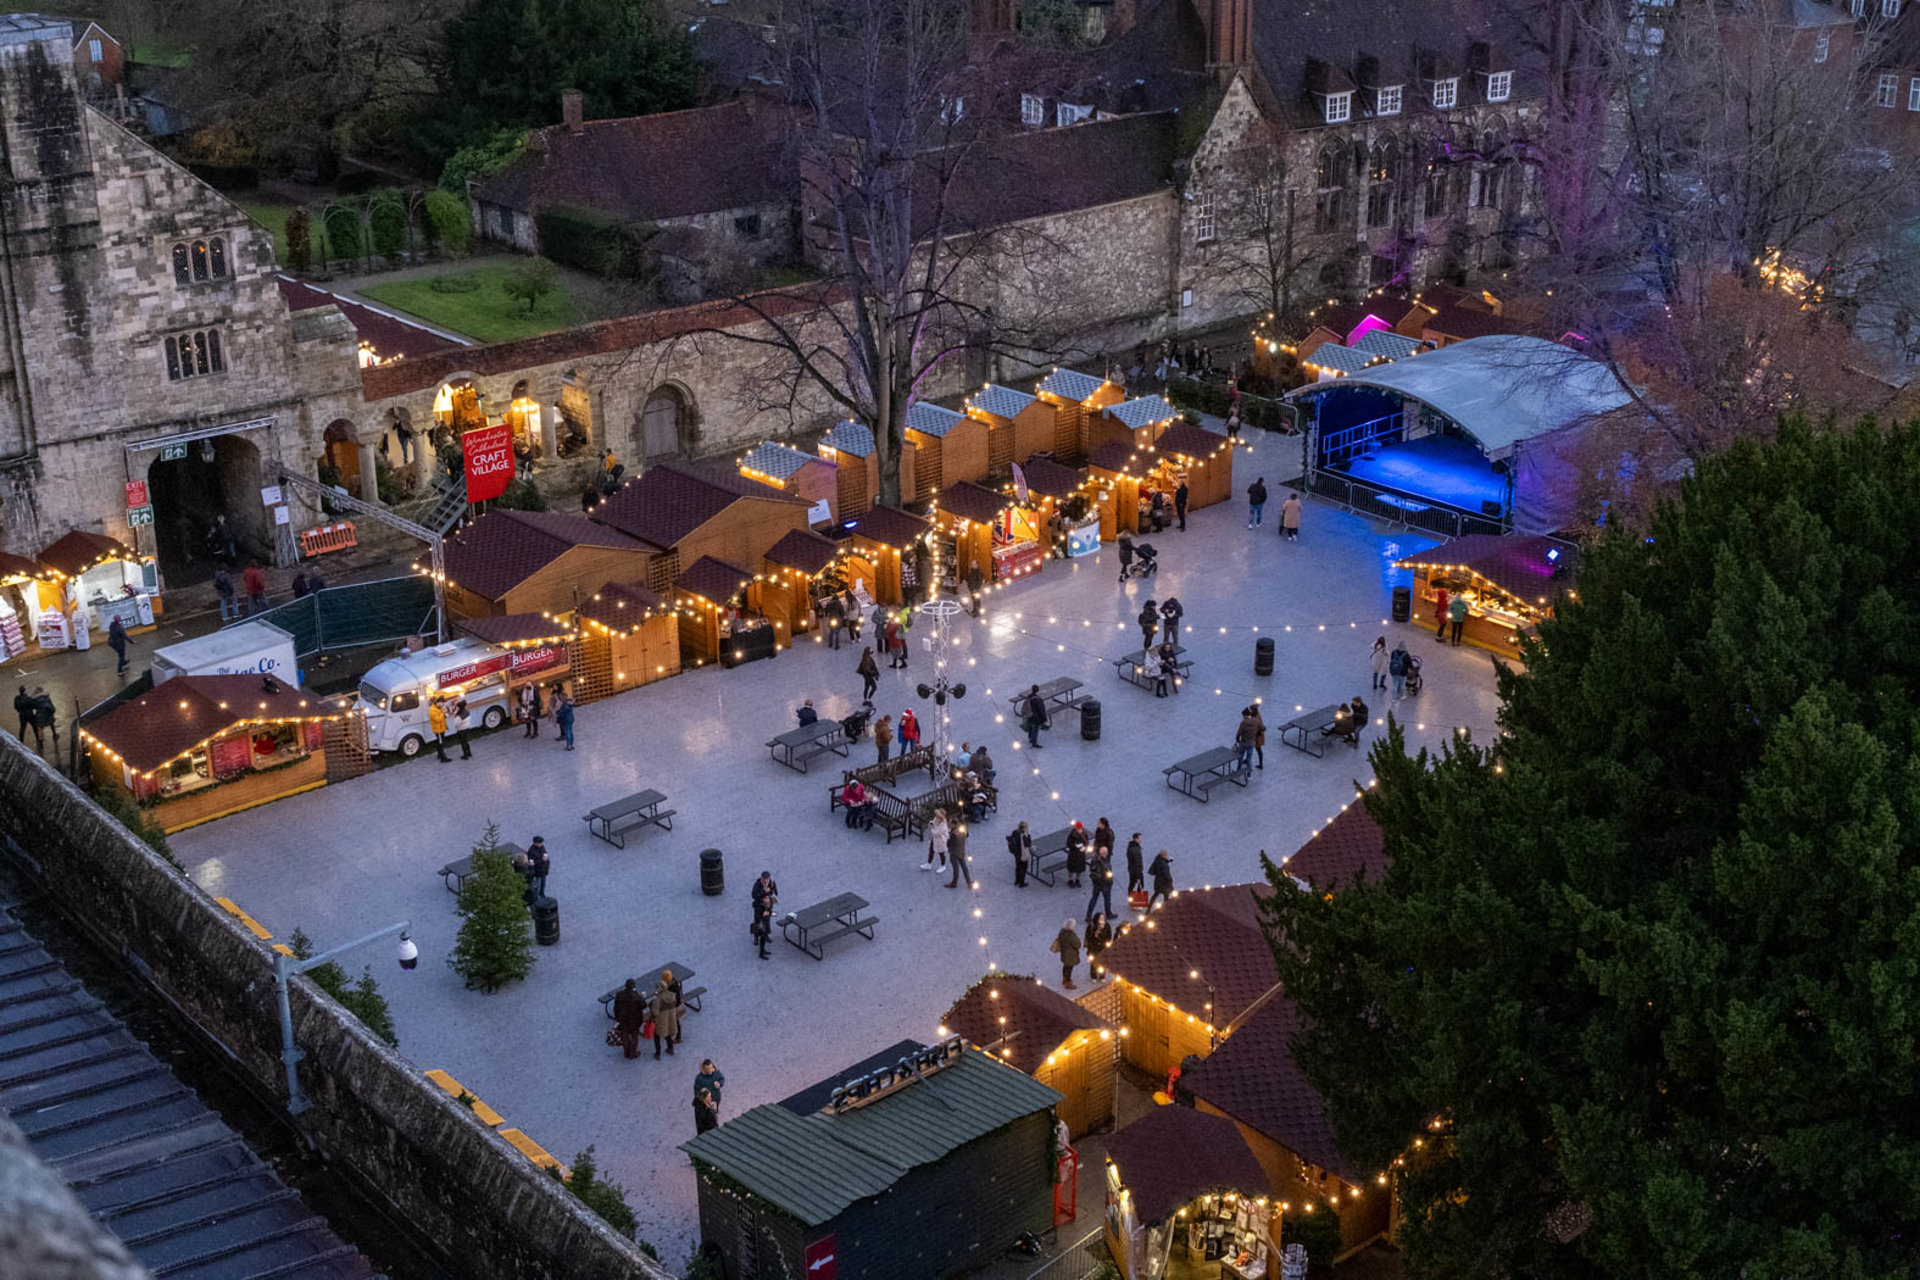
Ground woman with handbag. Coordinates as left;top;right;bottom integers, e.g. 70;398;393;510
923;807;950;873
650;971;681;1057
611;978;646;1060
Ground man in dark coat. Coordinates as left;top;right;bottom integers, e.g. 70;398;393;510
1006;822;1032;887
694;1087;719;1134
14;686;32;740
1148;849;1175;909
1137;601;1158;652
751;872;779;959
1174;481;1189;531
30;688;54;751
612;979;647;1059
1158;597;1184;644
1126;834;1146;896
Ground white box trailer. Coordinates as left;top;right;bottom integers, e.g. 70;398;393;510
151;621;300;687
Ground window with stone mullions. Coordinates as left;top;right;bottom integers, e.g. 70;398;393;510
1324;92;1352;123
164;328;226;381
1193;190;1217;244
170;236;227;286
1485;71;1511;102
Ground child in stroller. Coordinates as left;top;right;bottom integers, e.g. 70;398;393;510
1401;652;1423;696
1123;541;1159;580
841;700;876;742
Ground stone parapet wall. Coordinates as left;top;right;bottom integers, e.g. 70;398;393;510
0;739;672;1280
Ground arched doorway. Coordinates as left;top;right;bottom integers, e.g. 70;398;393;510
559;368;594;457
639;386;691;460
322;419;362;494
431;377;483;445
147;434;268;585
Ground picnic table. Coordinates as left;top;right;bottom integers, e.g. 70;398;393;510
583;790;675;848
439;842;524;894
1278;704;1346;758
1163;746;1248;802
782;892;879;961
1113;645;1192;690
598;961;705;1019
1028;826;1076;887
767;718;851;773
1006;676;1092;719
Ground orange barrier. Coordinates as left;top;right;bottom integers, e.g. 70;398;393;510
298;521;359;558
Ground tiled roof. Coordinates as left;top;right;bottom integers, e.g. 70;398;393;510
1018;456;1085;500
1100;884;1277;1026
821;420;875;458
1103;1104;1270;1225
578;581;671;632
845;505;929;549
941;977;1109;1075
87;675;335;774
676;555;754;605
476;99;793;223
765;528;841;575
905;402;968;439
741;441;817;483
39;529;136;578
1035;368;1110;403
1351;330;1424;361
682;1045;1060;1226
1181;994;1361;1184
1086;441;1140;474
457;613;578;645
940;111;1178;233
0;551;48;583
1311;298;1425;343
1107;396;1177;430
1394;534;1572;610
966;384;1037;420
1424;304;1518;341
1152;421;1228;460
591;460;803;550
1280;801;1388;891
445;509;648;601
1303;343;1379;375
938;481;1012;525
276;276;465;361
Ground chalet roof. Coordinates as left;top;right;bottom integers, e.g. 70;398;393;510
941;977;1109;1075
1280;800;1388;892
39;529;138;578
1351;330;1424;361
845;505;930;549
765;528;841;575
1106;396;1177;430
0;551;48;583
1036;368;1112;404
87;675;334;774
1393;533;1574;611
276;276;465;362
1086;441;1140;474
741;440;818;483
1423;303;1519;341
476;99;793;222
905;402;968;439
578;581;672;632
681;1045;1061;1227
1151;421;1228;460
1104;1105;1269;1225
966;384;1037;420
938;480;1014;525
676;555;755;605
457;613;578;645
591;460;803;550
1100;884;1277;1026
1018;456;1086;499
444;510;647;601
1303;343;1380;375
821;421;875;458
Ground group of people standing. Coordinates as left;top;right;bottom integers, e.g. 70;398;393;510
11;686;56;751
515;682;576;747
609;968;692;1060
1245;478;1303;537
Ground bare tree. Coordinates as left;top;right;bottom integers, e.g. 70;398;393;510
1198;142;1321;327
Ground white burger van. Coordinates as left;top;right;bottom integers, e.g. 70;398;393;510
355;637;518;756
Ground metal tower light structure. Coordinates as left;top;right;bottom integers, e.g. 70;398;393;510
914;596;967;768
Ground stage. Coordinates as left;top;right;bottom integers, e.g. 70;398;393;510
1328;433;1508;516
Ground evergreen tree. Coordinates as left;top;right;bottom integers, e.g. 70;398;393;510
285;205;312;274
1263;419;1920;1280
287;928;399;1047
449;822;534;992
565;1145;638;1237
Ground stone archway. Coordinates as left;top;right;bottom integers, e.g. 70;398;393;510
322;419;380;504
559;368;594;457
638;384;695;460
147;434;268;585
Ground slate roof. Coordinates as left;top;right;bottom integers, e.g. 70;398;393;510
1018;456;1086;500
778;1040;925;1115
87;675;335;774
1394;533;1573;610
941;111;1178;232
1281;800;1388;891
941;977;1109;1075
39;529;137;578
0;550;49;582
1086;441;1141;474
1107;396;1177;430
1423;304;1519;341
741;440;817;483
676;556;754;605
1100;884;1277;1026
846;505;930;549
476;99;793;222
1307;298;1426;344
1104;1104;1270;1225
591;460;803;550
765;528;841;575
821;420;876;458
1181;994;1361;1183
276;276;465;361
1152;421;1228;460
905;402;969;439
682;1046;1060;1226
1303;343;1380;375
445;509;647;601
457;613;578;645
1036;368;1111;403
1351;330;1425;361
939;481;1013;525
967;384;1038;420
578;581;671;632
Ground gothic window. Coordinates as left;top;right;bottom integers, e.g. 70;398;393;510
1367;143;1397;227
1425;159;1449;218
1313;146;1346;233
164;328;227;381
171;242;190;285
208;236;226;278
173;238;228;285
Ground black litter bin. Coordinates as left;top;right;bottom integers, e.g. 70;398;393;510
532;897;560;946
1392;585;1411;623
700;848;725;897
1254;636;1274;677
1080;699;1102;741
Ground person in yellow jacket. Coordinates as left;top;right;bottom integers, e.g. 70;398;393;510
427;698;451;762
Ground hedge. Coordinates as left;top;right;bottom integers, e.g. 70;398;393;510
1165;375;1299;434
534;205;652;279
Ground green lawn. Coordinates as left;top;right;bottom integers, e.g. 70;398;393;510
239;200;297;262
358;265;590;344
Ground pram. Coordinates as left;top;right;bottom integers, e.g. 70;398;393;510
840;700;876;742
1402;652;1423;696
1122;542;1159;580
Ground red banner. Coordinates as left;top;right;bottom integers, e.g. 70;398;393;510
462;424;515;503
510;645;565;678
438;652;510;689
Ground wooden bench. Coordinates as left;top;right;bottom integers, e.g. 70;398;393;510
827;745;937;814
768;720;851;773
1279;705;1346;758
583;791;673;847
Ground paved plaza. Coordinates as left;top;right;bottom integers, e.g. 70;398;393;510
173;428;1507;1260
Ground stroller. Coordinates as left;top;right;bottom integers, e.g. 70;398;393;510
840;700;876;743
1401;652;1424;696
1123;542;1159;580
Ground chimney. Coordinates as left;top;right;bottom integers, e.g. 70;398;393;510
1204;0;1252;82
561;89;584;135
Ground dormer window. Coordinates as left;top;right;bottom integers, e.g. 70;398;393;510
1432;78;1458;109
1485;71;1511;102
938;96;964;124
1021;93;1044;126
1056;102;1092;127
1376;85;1403;115
1325;91;1353;123
1882;0;1900;17
1850;0;1865;16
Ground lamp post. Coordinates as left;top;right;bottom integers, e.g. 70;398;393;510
274;921;414;1115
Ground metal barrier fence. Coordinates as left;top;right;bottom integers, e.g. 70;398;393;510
225;574;438;657
1305;471;1508;540
1023;1229;1111;1280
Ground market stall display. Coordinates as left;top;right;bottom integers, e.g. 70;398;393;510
1005;455;1091;562
1393;533;1574;658
931;482;1016;588
1141;420;1236;521
839;505;931;606
1087;442;1145;538
0;551;54;661
1102;1105;1275;1280
676;556;777;668
37;529;155;645
758;527;844;641
575;580;683;699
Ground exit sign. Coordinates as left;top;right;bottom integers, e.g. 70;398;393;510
126;504;154;528
159;443;188;462
125;479;149;509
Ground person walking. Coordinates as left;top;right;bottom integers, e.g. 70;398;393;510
1137;601;1158;653
1085;844;1114;921
1390;640;1410;700
1085;912;1114;979
292;572;311;599
213;568;238;622
525;836;551;898
553;688;576;750
823;593;845;649
856;646;880;701
1052;918;1082;990
449;699;474;760
107;615;131;675
945;820;974;889
428;697;452;763
12;686;31;741
873;712;893;764
1246;477;1268;528
1370;636;1389;692
651;971;681;1058
1449;593;1469;646
1280;491;1302;541
243;563;268;614
1020;685;1049;749
1007;822;1033;887
1158;597;1183;645
612;979;647;1060
1065;821;1088;889
1115;531;1134;583
1234;707;1259;778
1147;850;1175;909
694;1087;719;1134
1225;406;1242;444
29;688;53;752
1174;480;1189;531
1125;833;1145;898
1432;585;1451;641
696;1060;727;1119
923;807;950;873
